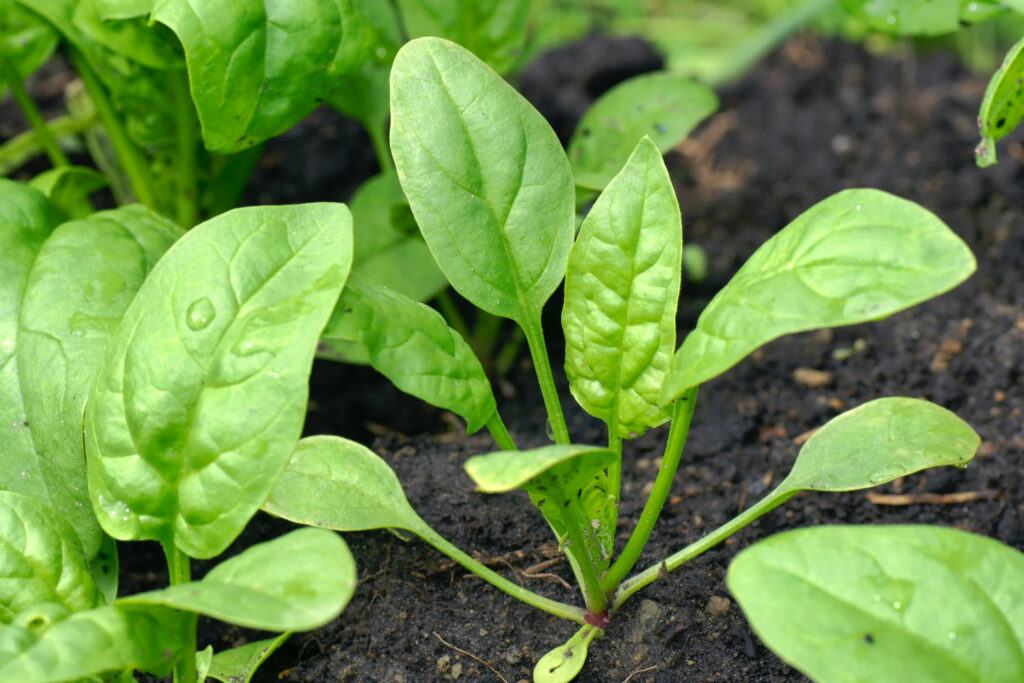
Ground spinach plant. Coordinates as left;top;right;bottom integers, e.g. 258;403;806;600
0;181;360;682
261;37;980;681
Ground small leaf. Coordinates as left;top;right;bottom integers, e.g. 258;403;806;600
73;0;183;70
563;137;681;439
0;492;100;624
119;528;355;631
838;0;963;36
976;35;1024;168
465;445;614;493
29;166;107;220
728;525;1024;683
0;1;59;90
151;0;374;152
568;72;717;190
323;277;495;433
781;398;979;493
262;435;428;534
390;37;575;324
534;625;601;683
662;189;976;401
206;633;290;683
85;203;351;558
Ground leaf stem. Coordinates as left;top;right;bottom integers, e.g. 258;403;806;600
521;314;570;445
610;484;796;613
602;387;698;593
0;111;97;175
172;71;198;227
367;120;393;173
486;412;517;451
607;432;622;518
163;543;197;683
436;290;472;341
557;492;608;614
0;51;70;168
413;522;586;624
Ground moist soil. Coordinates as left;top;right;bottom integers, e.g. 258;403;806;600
23;32;1023;683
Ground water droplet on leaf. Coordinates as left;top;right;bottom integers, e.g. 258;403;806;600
186;298;216;331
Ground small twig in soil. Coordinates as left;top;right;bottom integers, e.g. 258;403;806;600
866;490;999;506
432;632;508;683
622;664;658;682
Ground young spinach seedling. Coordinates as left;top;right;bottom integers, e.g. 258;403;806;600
263;38;979;681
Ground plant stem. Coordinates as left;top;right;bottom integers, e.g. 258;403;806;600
607;431;623;515
436;290;472;341
162;543;197;683
68;47;158;211
367;120;393;173
521;314;570;445
557;493;607;615
602;387;698;593
486;412;517;451
414;522;586;624
0;52;70;168
172;72;198;227
0;112;97;175
610;485;797;613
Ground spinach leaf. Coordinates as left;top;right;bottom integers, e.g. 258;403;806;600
0;0;58;91
85;203;352;558
206;633;290;683
151;0;374;152
662;189;976;401
563;137;681;439
838;0;977;35
729;525;1024;683
119;528;355;631
28;166;107;220
74;0;182;70
534;625;601;683
568;73;717;190
976;35;1024;167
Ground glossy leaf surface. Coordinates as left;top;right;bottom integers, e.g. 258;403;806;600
563;137;681;438
119;528;355;631
976;35;1024;167
729;525;1024;683
322;278;495;433
465;445;613;493
663;189;975;401
568;73;717;190
207;633;290;683
85;203;351;558
390;37;574;323
0;492;99;624
151;0;373;152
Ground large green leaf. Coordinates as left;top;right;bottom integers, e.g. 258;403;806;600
119;528;355;631
390;37;574;325
321;277;495;433
206;633;290;683
151;0;374;153
85;203;351;558
568;73;717;190
17;204;183;556
729;525;1024;683
0;603;191;682
838;0;984;36
0;0;59;88
976;35;1024;168
563;137;681;439
74;0;182;70
662;189;976;401
0;492;100;624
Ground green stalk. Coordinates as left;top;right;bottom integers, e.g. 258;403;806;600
172;72;198;227
521;314;570;445
558;493;607;614
0;112;97;175
607;431;623;515
0;52;70;168
366;120;393;173
414;522;586;624
68;47;158;211
486;412;517;451
602;386;698;593
436;290;472;341
162;543;197;683
610;486;797;613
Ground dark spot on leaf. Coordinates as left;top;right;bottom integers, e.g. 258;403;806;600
237;135;248;142
864;633;874;644
162;649;172;659
563;499;570;507
536;498;546;506
581;128;591;138
22;421;28;427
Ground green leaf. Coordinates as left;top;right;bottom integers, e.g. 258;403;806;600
0;603;191;682
568;73;717;190
92;0;151;19
728;525;1024;683
263;435;428;534
119;528;355;631
0;0;59;86
18;204;183;557
85;203;351;558
563;137;681;439
323;277;495;432
89;534;119;606
390;37;575;325
976;35;1024;168
781;397;979;493
73;0;183;70
396;0;532;75
206;633;290;683
662;189;976;401
838;0;965;36
534;625;601;683
465;445;613;493
0;492;100;624
151;0;374;152
29;166;107;220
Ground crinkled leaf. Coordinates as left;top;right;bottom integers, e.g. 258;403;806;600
568;73;717;190
0;603;190;682
534;625;601;683
662;189;976;401
85;203;351;558
18;204;183;556
728;525;1024;683
151;0;374;152
74;0;183;69
206;633;290;683
0;0;58;87
976;35;1024;167
322;277;495;433
390;37;574;324
0;492;100;624
263;435;427;534
563;137;681;439
119;528;355;631
838;0;983;35
29;166;107;220
396;0;531;75
781;398;979;493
